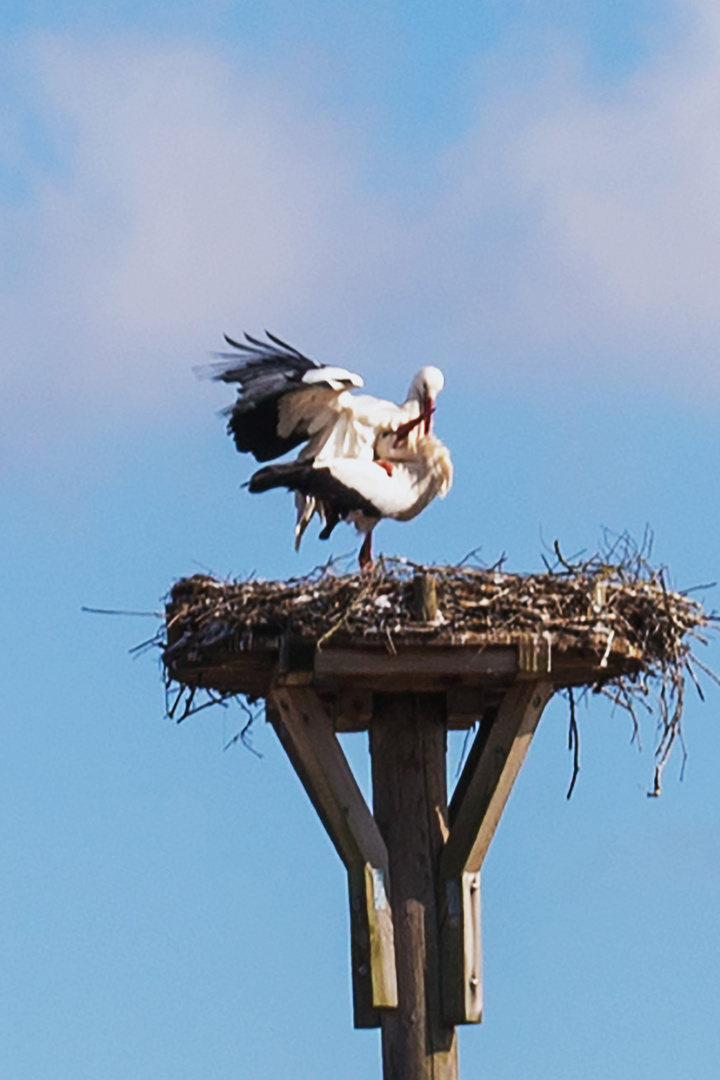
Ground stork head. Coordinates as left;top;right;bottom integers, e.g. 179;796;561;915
408;366;444;434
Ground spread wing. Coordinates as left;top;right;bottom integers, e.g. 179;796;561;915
205;332;364;462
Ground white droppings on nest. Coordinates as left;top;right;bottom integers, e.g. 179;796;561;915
600;629;615;668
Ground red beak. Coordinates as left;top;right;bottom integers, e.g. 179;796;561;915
393;412;423;444
422;394;435;435
393;395;436;446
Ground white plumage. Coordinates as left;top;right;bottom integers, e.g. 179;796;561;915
209;331;444;464
207;332;451;568
249;434;453;570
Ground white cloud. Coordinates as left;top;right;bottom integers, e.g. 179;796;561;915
3;3;720;462
0;36;406;454
433;0;720;387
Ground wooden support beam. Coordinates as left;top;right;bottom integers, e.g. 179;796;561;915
441;871;482;1027
269;687;398;1028
270;678;554;1052
371;693;459;1080
314;646;517;692
333;689;374;732
440;680;554;1025
443;681;553;876
446;688;488;730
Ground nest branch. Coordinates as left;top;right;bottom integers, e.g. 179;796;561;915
158;534;716;787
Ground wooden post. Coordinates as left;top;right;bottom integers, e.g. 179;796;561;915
412;572;438;623
371;693;458;1080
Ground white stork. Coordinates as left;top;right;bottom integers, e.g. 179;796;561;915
248;433;453;570
208;331;446;549
209;332;444;461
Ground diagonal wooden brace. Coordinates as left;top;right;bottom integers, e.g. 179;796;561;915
270;685;398;1028
440;680;554;1024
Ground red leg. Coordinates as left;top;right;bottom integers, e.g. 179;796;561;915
358;532;374;573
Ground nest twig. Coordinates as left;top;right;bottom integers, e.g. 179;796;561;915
158;534;716;794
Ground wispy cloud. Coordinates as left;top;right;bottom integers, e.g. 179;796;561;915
1;37;401;441
2;4;720;459
433;0;720;386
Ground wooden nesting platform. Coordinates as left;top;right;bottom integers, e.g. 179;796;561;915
161;561;707;1080
163;566;659;717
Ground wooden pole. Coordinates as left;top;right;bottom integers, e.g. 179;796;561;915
371;693;458;1080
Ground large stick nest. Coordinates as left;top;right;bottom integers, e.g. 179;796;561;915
161;538;716;795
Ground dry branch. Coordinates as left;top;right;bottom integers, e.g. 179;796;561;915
159;540;716;793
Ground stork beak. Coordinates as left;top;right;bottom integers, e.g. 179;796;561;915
422;394;435;435
393;395;436;446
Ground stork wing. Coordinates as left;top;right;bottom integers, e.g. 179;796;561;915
282;387;422;465
208;331;320;385
204;332;364;462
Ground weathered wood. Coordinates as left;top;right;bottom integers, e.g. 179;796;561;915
279;632;316;675
517;634;552;675
446;688;488;730
169;636;641;702
439;681;553;1025
166;651;278;697
333;689;374;732
412;573;438;622
442;681;553;878
270;688;398;1026
371;694;458;1080
270;689;388;868
347;862;398;1028
161;569;687;1078
441;872;482;1025
315;646;517;691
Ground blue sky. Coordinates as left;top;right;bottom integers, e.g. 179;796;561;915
2;2;720;1077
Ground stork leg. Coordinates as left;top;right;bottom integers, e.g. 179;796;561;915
359;532;374;573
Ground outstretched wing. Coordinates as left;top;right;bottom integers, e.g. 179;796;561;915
205;332;364;462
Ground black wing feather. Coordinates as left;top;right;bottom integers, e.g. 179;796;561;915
227;399;306;462
217;331;320;378
222;333;245;350
202;331;326;460
249;462;380;520
201;331;359;463
264;330;309;359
